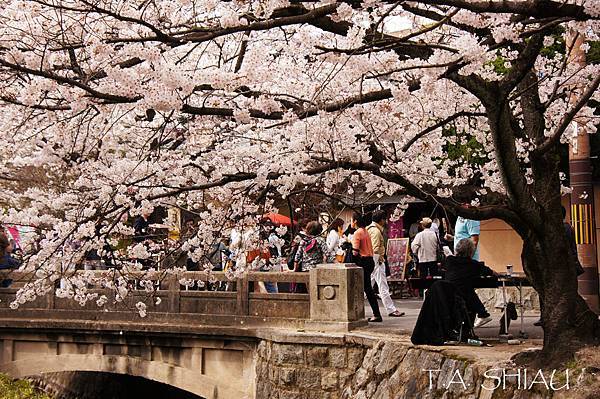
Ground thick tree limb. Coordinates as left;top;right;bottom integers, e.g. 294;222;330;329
411;0;595;20
317;158;520;223
182;88;393;120
109;4;339;44
517;71;546;142
500;33;545;94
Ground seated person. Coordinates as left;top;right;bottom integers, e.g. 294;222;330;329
411;280;476;345
444;238;495;328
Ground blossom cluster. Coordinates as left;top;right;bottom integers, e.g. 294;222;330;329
0;0;598;315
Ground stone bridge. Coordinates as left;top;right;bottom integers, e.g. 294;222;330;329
0;265;366;399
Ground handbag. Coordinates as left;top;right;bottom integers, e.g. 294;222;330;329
435;232;445;263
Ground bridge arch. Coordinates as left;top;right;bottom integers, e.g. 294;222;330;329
1;354;248;399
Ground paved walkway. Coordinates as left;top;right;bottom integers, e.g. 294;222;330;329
362;298;544;342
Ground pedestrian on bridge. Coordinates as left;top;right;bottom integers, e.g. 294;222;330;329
351;213;383;323
367;210;405;318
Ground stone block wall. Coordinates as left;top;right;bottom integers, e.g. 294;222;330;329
478;288;540;312
255;339;583;399
341;341;481;399
255;340;366;399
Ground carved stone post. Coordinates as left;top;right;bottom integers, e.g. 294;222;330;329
307;264;367;331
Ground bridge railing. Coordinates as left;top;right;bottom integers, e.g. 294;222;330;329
0;265;365;331
0;269;310;320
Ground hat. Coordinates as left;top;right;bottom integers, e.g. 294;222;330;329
420;217;433;227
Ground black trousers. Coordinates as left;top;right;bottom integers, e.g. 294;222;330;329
356;256;381;318
460;289;489;318
418;261;439;278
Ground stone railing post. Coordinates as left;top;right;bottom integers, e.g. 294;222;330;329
236;273;249;316
307;263;367;331
167;274;180;313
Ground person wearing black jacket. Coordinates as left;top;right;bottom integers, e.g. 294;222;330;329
133;212;151;242
0;233;19;287
444;238;495;328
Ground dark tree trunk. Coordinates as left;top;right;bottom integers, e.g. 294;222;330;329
423;46;599;365
520;221;600;365
486;91;600;366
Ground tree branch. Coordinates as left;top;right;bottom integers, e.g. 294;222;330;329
401;111;485;152
0;95;69;111
182;88;393;120
110;4;339;44
500;33;545;94
411;0;595;20
0;58;139;104
533;73;600;156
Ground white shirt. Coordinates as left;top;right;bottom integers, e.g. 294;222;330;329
411;229;439;263
268;233;283;257
326;229;341;257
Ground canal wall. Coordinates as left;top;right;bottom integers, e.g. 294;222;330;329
19;329;598;399
255;334;591;399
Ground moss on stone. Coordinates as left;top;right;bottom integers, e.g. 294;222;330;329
0;374;52;399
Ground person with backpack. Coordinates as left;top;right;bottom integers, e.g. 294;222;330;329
293;221;328;272
292;221;328;293
367;210;405;317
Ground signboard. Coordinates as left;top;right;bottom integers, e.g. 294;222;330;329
386;238;410;280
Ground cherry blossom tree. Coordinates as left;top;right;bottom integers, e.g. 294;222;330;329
1;0;600;364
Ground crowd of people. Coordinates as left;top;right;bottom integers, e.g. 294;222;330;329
224;208;500;328
0;206;506;332
1;202;582;342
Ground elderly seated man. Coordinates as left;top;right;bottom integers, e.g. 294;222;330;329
444;238;496;328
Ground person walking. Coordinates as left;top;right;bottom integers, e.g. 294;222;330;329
0;233;19;270
367;210;405;317
351;212;383;322
133;210;152;243
411;218;440;277
0;233;19;288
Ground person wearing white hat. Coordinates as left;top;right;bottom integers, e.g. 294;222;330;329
411;218;440;277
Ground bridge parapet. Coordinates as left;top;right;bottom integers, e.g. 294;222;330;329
0;264;365;332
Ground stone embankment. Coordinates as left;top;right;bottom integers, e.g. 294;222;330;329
255;334;596;399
